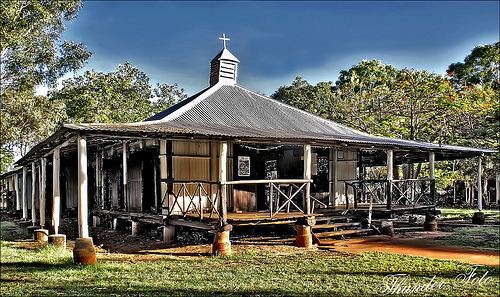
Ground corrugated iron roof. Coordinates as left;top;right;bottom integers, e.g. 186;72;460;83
14;82;496;165
67;84;495;153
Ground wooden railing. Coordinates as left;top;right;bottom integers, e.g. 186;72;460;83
344;180;388;209
223;179;314;218
344;178;435;210
163;179;324;220
162;180;220;219
392;178;435;207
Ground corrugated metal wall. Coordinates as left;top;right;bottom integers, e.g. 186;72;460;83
335;149;357;204
127;162;143;212
63;165;78;208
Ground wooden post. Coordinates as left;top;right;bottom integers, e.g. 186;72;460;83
328;148;337;206
386;149;394;210
95;151;101;209
429;152;436;205
31;162;36;225
159;139;168;215
472;160;485;225
496;173;500;204
22;166;28;219
14;173;20;211
153;156;158;212
52;148;61;234
219;141;228;223
477;157;482;211
122;142;128;211
429;152;435;179
303;144;312;215
213;141;231;256
77;136;89;238
39;158;46;228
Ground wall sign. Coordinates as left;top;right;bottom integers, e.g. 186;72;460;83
337;150;344;160
238;156;251;176
265;160;278;180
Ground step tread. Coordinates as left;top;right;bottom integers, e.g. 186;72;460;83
167;219;215;230
313;228;372;238
315;216;357;222
311;222;361;230
393;226;423;231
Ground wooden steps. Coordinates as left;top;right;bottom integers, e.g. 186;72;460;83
311;215;371;245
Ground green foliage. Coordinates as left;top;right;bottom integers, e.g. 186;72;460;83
274;60;457;143
447;42;500;89
273;43;498;187
1;88;66;153
0;0;91;93
0;0;186;172
0;0;90;173
51;63;187;123
0;147;14;174
152;82;188;114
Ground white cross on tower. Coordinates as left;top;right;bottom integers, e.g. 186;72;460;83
219;33;230;49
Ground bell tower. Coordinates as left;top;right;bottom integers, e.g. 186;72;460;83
209;33;240;86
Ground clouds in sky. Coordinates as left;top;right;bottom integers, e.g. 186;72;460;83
59;1;499;96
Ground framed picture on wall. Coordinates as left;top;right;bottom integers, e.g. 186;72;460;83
238;156;251;176
337;150;344;160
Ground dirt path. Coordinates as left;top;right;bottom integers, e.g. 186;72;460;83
327;232;500;266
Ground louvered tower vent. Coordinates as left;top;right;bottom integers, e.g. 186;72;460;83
210;34;240;86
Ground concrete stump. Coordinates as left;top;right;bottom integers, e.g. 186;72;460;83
472;212;485;225
131;221;141;236
34;229;49;243
48;234;67;249
92;216;101;228
423;214;438;232
212;230;231;256
162;225;176;243
73;237;97;265
112;218;120;230
294;225;313;248
380;221;394;237
27;225;41;235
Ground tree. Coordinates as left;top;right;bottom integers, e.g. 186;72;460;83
273;58;496;185
1;0;91;173
446;43;500;179
447;42;500;89
152;82;188;114
272;76;335;120
0;0;91;93
51;62;187;124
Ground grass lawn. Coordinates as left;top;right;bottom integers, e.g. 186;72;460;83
1;240;499;296
439;208;500;220
435;226;500;250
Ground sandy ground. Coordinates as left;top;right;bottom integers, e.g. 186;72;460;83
90;229;500;266
323;232;500;266
2;211;498;266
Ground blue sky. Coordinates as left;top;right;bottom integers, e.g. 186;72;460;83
60;1;499;96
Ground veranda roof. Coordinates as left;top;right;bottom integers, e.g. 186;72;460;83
16;83;495;165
